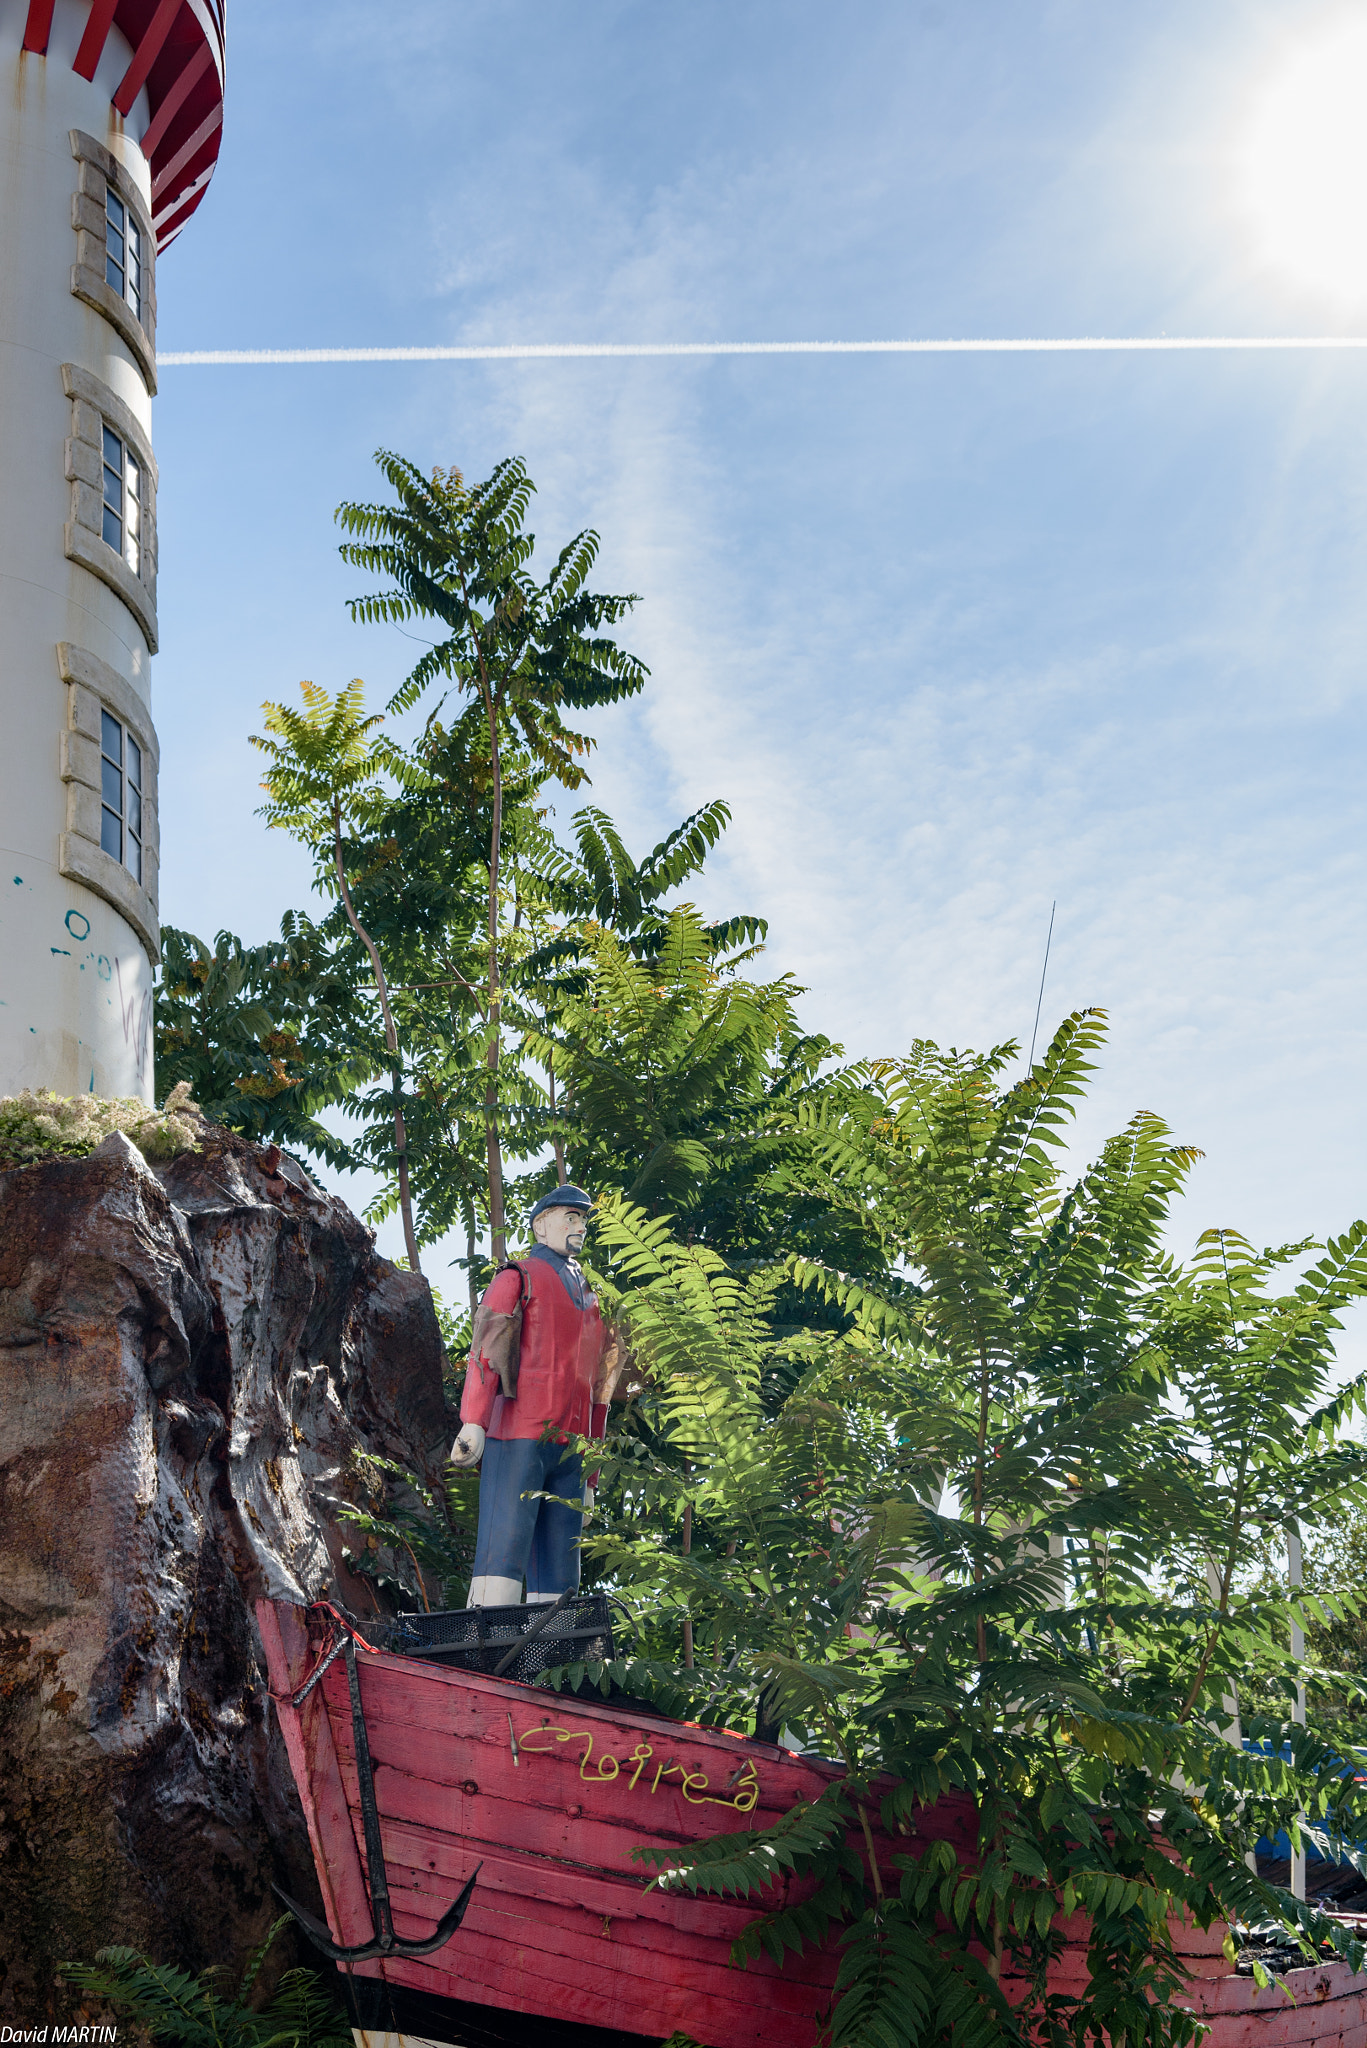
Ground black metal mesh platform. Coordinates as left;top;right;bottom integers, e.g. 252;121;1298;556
365;1595;615;1683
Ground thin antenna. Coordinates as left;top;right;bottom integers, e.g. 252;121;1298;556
1027;902;1056;1071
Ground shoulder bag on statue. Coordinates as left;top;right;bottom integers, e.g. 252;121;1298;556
470;1261;531;1400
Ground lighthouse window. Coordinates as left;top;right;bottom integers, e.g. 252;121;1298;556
100;710;143;885
101;426;141;576
105;190;142;325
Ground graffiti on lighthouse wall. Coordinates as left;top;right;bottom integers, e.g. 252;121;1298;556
0;870;154;1100
114;954;153;1090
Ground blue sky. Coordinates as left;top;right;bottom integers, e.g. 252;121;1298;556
150;0;1367;1329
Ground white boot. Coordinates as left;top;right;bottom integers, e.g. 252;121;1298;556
466;1574;522;1607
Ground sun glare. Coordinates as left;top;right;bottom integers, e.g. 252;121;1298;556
1237;15;1367;306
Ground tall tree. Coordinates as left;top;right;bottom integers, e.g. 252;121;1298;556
250;680;425;1271
335;709;547;1305
335;454;647;1261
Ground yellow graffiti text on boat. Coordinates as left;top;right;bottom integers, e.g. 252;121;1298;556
516;1724;760;1813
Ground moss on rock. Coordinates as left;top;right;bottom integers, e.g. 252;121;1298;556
0;1081;202;1170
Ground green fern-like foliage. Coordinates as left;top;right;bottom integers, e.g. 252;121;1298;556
155;920;369;1165
526;908;804;1218
61;1917;351;2048
335;452;646;737
635;1786;857;1900
519;798;758;973
569;1012;1367;2047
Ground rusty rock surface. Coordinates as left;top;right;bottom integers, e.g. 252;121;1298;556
0;1124;451;2017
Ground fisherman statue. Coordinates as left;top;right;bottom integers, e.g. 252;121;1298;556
451;1184;625;1607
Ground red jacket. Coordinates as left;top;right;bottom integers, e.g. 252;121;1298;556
460;1255;608;1444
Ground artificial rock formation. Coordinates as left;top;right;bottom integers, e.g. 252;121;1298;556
0;1122;451;2018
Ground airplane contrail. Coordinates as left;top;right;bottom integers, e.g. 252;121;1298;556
157;335;1367;366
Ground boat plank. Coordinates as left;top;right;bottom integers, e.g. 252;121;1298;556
370;1958;672;2045
998;1907;1230;1963
255;1600;376;1953
1170;1997;1367;2048
1009;1961;1231;1991
381;1856;837;1993
367;1908;828;2048
342;1653;830;1771
1179;1962;1367;2018
382;1868;835;2015
370;1812;804;1950
1204;1973;1367;2017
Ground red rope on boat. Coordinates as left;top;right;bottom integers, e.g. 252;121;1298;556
267;1600;381;1708
311;1598;383;1650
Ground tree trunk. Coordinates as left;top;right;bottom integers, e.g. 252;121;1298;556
332;812;421;1274
682;1494;694;1668
465;1213;479;1320
548;1047;567;1186
470;622;508;1266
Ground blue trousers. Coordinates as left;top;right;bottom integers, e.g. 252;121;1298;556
471;1437;585;1598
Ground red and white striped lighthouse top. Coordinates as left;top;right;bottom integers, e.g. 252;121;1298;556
20;0;226;248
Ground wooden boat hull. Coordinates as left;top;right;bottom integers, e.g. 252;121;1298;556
259;1601;1367;2047
259;1600;867;2043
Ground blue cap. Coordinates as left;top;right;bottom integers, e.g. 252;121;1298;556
528;1184;593;1223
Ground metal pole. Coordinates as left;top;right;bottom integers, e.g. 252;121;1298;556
1206;1555;1257;1872
1205;1557;1244;1747
1288;1521;1306;1902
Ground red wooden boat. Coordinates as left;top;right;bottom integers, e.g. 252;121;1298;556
258;1600;1367;2047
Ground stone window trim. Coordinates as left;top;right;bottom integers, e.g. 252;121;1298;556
69;130;157;395
62;364;159;653
56;643;160;964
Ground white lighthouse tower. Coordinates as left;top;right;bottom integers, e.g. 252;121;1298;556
0;0;224;1104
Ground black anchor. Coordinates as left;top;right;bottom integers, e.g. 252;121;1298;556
273;1626;479;1961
